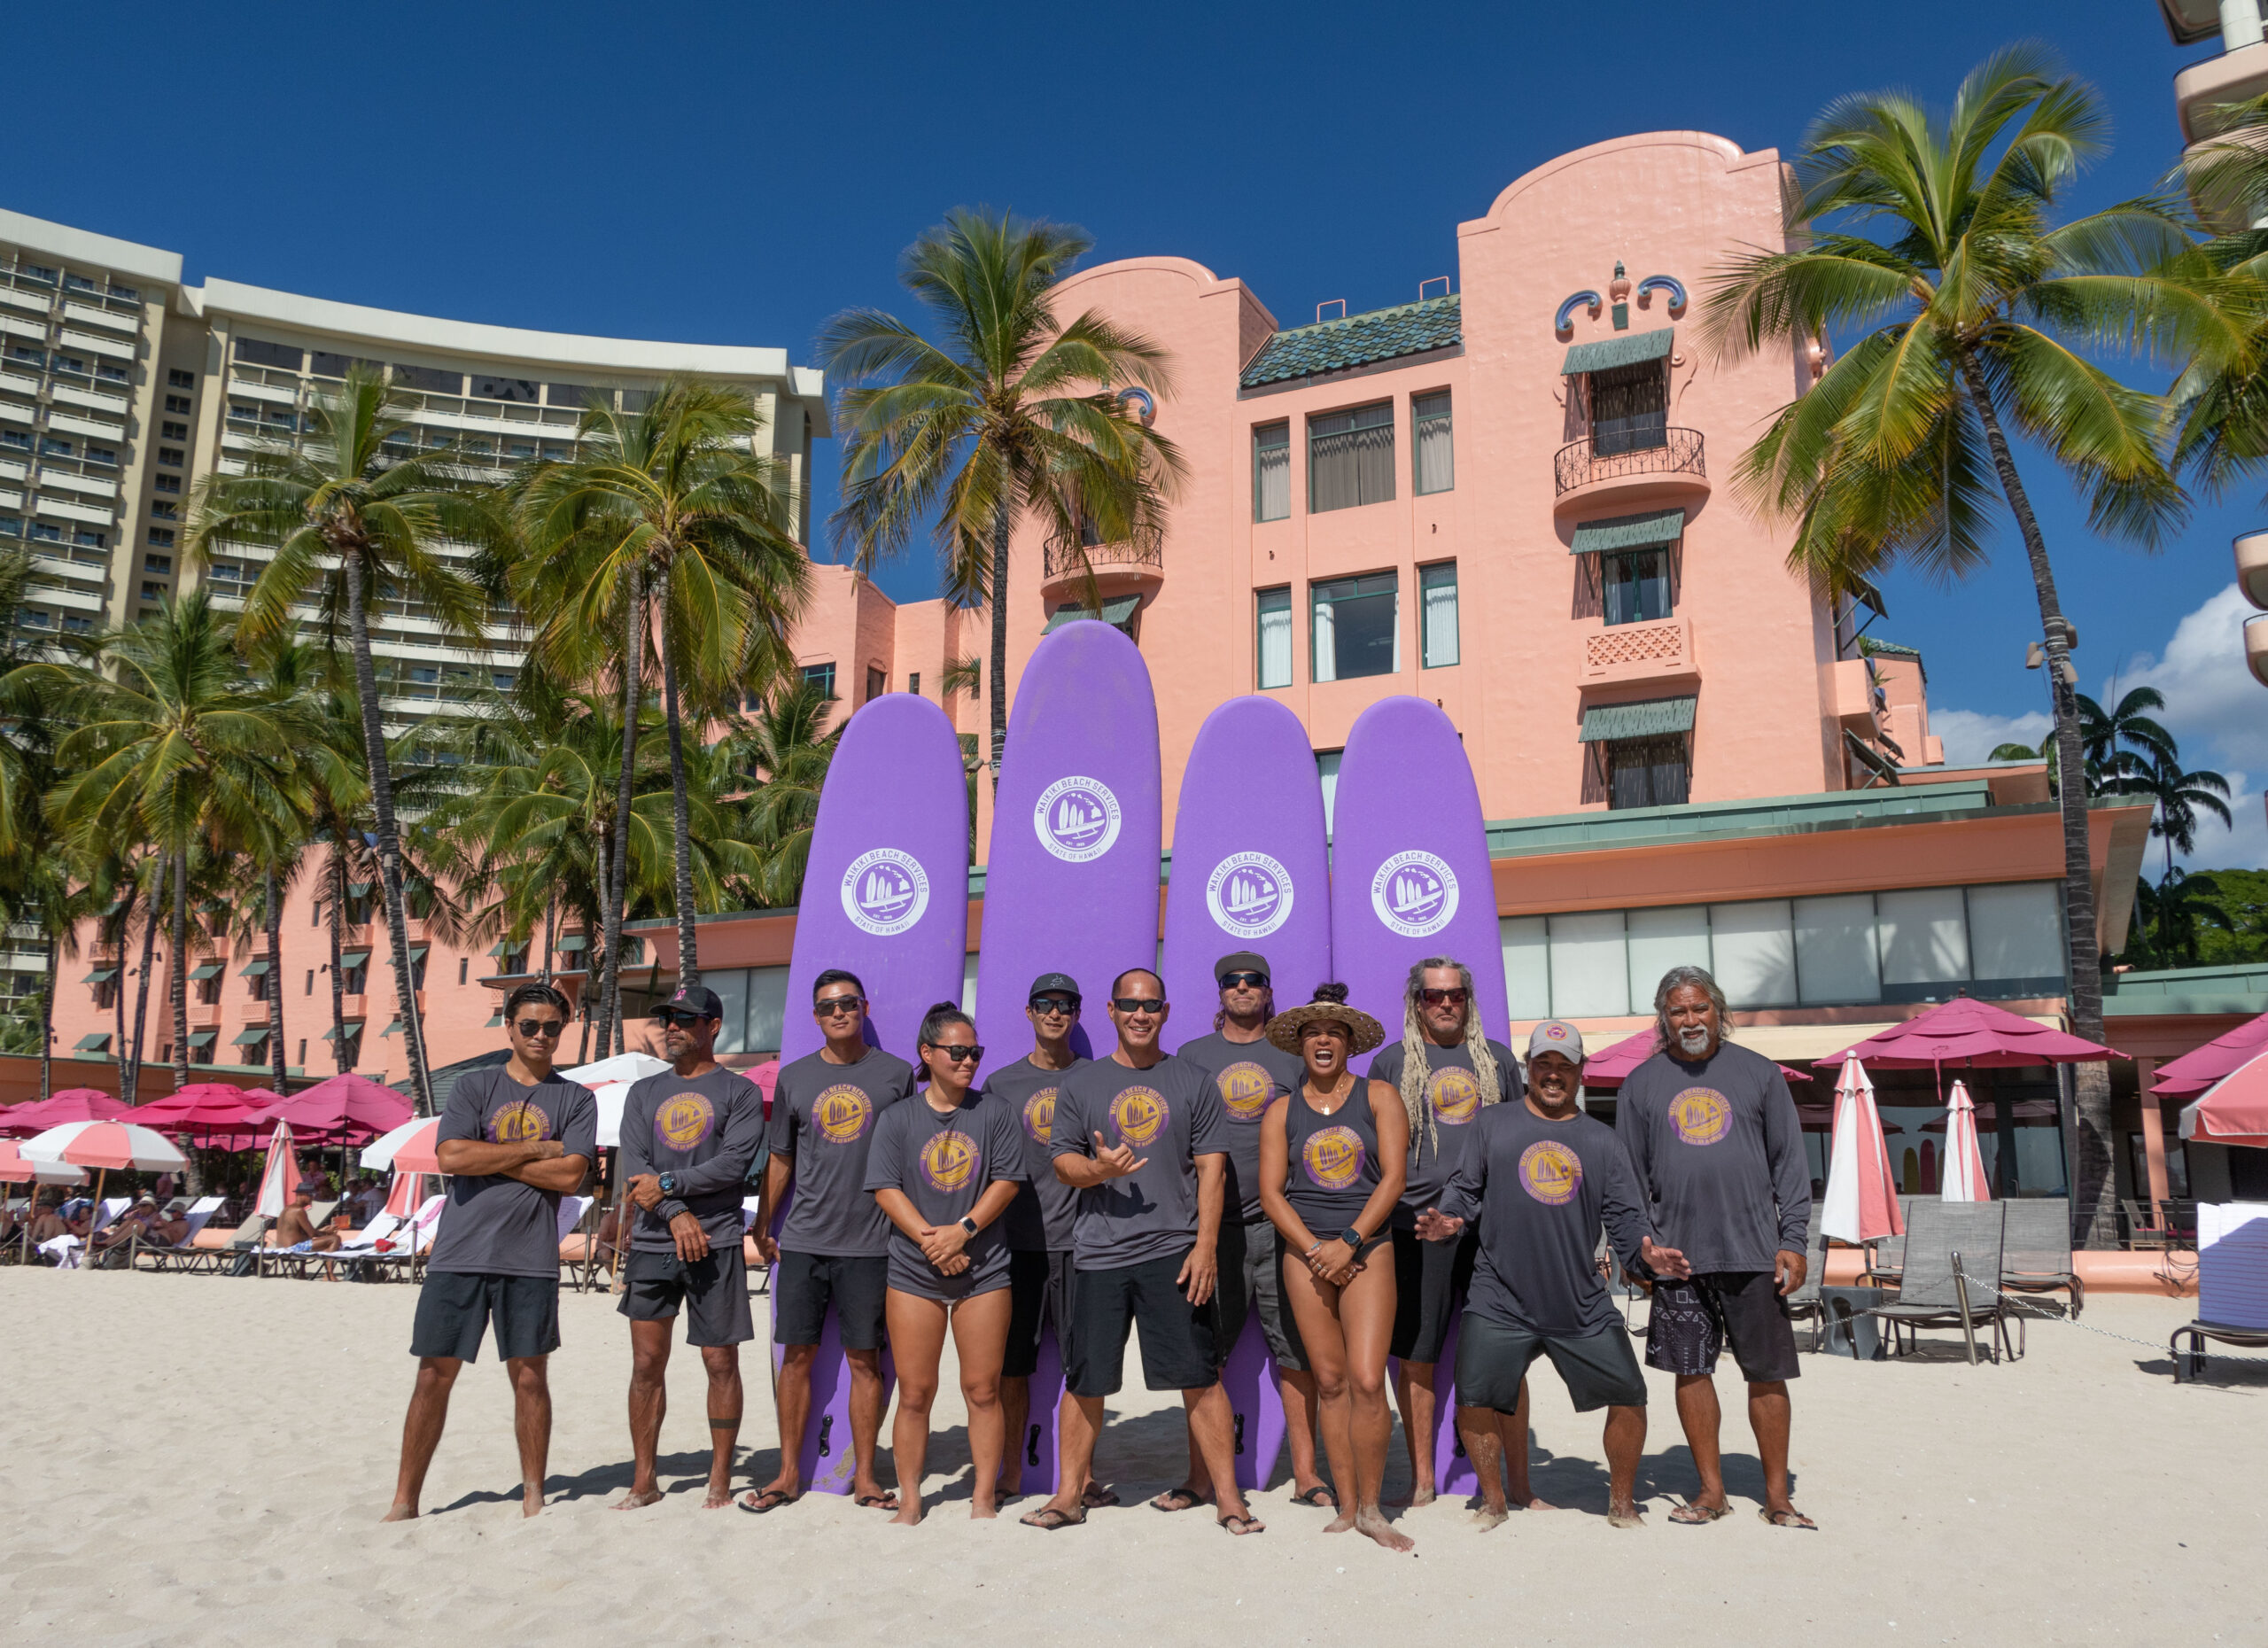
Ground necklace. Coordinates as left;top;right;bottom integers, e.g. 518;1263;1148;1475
1302;1074;1355;1116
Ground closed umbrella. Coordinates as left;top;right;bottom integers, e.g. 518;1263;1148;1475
252;1121;301;1219
1821;1054;1904;1245
1938;1080;1992;1202
22;1121;190;1264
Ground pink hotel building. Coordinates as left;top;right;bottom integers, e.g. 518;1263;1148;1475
41;130;2266;1207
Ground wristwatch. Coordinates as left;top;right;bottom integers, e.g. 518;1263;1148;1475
1340;1225;1365;1248
658;1172;680;1197
959;1215;980;1237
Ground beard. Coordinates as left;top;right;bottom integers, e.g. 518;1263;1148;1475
1674;1025;1713;1056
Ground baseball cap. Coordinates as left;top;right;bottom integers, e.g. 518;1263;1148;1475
1214;951;1270;983
1526;1019;1587;1062
1028;972;1082;1004
657;984;724;1021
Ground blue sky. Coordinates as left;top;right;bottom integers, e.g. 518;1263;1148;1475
13;0;2265;866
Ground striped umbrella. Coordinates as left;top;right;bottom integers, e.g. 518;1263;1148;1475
360;1116;441;1175
22;1121;190;1263
1938;1080;1992;1202
383;1166;423;1218
1821;1053;1904;1244
252;1120;301;1219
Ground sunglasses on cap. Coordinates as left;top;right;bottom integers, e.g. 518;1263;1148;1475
514;1017;565;1038
1029;994;1080;1014
1218;971;1269;990
1420;987;1470;1007
814;995;866;1016
925;1043;984;1064
1111;996;1165;1015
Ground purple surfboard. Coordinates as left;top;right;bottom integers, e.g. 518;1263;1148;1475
1160;695;1332;1048
771;693;964;1491
1328;696;1508;1040
1390;1314;1480;1499
1015;1326;1067;1490
1218;1310;1289;1492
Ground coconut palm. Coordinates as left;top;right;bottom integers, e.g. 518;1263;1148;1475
1700;47;2231;1248
726;672;843;908
185;364;495;1114
2133;869;2236;966
2131;752;2234;880
822;208;1184;789
2161;93;2268;486
2080;687;2177;785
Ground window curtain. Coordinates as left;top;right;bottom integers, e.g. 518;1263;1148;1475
1421;565;1458;666
1415;393;1454;494
1311;590;1337;682
1254;427;1290;522
1257;591;1292;688
1309;404;1395;511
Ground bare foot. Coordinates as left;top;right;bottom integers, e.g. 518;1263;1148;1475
381;1503;417;1522
889;1503;923;1528
1471;1504;1508;1530
702;1486;735;1510
611;1489;664;1511
520;1489;543;1519
1324;1508;1356;1534
1608;1499;1644;1528
1354;1505;1415;1553
1511;1491;1559;1510
971;1499;998;1520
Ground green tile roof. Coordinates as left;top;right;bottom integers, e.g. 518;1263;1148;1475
1563;327;1674;375
1859;635;1927;682
1578;696;1697;742
1570;509;1686;555
1240;296;1462;389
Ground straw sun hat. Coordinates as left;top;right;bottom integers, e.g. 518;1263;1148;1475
1264;983;1386;1056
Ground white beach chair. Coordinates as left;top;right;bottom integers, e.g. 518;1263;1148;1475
130;1196;227;1271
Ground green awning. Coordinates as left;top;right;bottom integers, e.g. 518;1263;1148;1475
1578;696;1697;742
238;959;271;977
1569;509;1685;556
1563;327;1674;376
488;940;524;957
339;950;370;968
74;1032;110;1052
81;968;116;983
486;1013;505;1027
407;944;428;962
381;1019;403;1038
231;1028;269;1046
558;934;588;952
188;962;223;980
348;881;373;897
320;1021;365;1041
1045;595;1139;634
186;1029;216;1047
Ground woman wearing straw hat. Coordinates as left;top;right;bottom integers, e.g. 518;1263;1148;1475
1258;983;1411;1553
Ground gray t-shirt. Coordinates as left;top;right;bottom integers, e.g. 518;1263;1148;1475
863;1090;1026;1300
1614;1038;1811;1274
1367;1038;1524;1224
1049;1053;1230;1272
1177;1030;1303;1224
617;1066;767;1254
425;1068;598;1279
980;1056;1087;1253
765;1046;916;1258
1441;1103;1652;1338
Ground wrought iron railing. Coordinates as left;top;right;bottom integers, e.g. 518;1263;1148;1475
1043;537;1164;580
1554;426;1705;495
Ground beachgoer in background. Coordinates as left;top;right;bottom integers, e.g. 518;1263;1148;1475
276;1182;342;1251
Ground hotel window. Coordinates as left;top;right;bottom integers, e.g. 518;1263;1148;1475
153;474;182;494
473;376;540;403
548;382;595;410
85;446;118;467
165;394;192;414
1311;572;1399;682
158;447;183;468
237;338;303;372
1253;423;1290;522
1603;548;1672;626
907;672;921;697
864;665;885;704
1309;402;1394;512
801;662;837;699
1255;587;1293;688
392;362;462;394
168;369;195;389
145;555;172;573
1413;392;1454;494
1419;563;1459;668
1588;360;1668;455
1606;735;1689;809
161;421;187;440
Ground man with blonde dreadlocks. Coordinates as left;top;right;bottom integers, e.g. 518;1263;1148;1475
1365;958;1524;1506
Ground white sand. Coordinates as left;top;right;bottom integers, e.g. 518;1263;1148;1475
2;1269;2263;1645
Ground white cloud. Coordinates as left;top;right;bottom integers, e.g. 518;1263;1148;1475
1932;707;2051;767
2110;584;2268;873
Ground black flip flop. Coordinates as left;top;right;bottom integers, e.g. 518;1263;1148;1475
1289;1485;1338;1509
1021;1505;1087;1530
736;1489;796;1514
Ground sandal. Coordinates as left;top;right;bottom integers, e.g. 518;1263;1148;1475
1289;1485;1338;1509
1081;1484;1122;1509
736;1489;796;1514
1151;1487;1211;1513
1668;1501;1730;1524
854;1491;899;1511
1217;1512;1266;1536
1020;1505;1087;1530
1759;1507;1817;1529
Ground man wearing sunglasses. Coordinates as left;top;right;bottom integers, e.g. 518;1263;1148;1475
388;982;596;1520
1026;969;1261;1535
1367;956;1524;1506
615;985;767;1511
1170;952;1330;1512
745;968;915;1513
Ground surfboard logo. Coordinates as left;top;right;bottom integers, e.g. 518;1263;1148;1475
1303;1124;1367;1191
920;1128;980;1193
1110;1084;1168;1147
486;1097;552;1145
1668;1085;1731;1147
1519;1139;1583;1206
1205;851;1293;940
840;847;929;937
1034;775;1122;863
656;1092;715;1151
813;1084;876;1145
1214;1061;1276;1122
1370;849;1458;938
1021;1088;1058;1144
1429;1067;1482;1125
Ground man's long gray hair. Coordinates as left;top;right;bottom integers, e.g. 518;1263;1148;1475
1652;964;1731;1053
1400;956;1502;1157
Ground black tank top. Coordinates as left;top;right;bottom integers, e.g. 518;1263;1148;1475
1282;1077;1383;1235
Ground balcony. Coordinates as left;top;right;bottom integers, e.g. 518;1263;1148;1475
338;993;368;1019
2238;530;2268;608
243;1000;271;1026
1578;614;1697;687
1554;429;1708;516
2175;39;2268;143
190;1003;221;1029
1039;535;1164;603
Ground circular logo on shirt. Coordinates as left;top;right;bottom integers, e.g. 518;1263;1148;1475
1370;850;1458;938
656;1092;715;1151
1109;1084;1168;1148
1214;1061;1275;1123
1205;851;1293;940
813;1084;875;1145
1303;1124;1367;1191
1021;1087;1059;1144
486;1097;553;1145
1519;1139;1583;1206
840;847;929;937
1429;1067;1482;1125
1034;775;1122;862
920;1128;980;1193
1668;1085;1731;1147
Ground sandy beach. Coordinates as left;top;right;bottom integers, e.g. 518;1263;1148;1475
2;1269;2261;1646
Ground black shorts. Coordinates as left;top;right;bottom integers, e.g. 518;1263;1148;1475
1236;1217;1305;1372
618;1244;755;1347
1004;1249;1077;1380
411;1271;560;1363
1068;1249;1220;1397
1456;1311;1648;1412
772;1250;889;1352
1645;1271;1801;1384
1390;1224;1478;1363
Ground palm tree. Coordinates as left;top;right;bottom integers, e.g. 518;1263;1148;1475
511;377;808;1010
1700;48;2225;1248
2132;752;2234;880
2160;94;2268;484
2132;869;2236;966
186;364;495;1115
2080;687;2176;787
726;673;842;907
822;208;1184;789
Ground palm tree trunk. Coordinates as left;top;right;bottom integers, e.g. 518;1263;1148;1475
541;888;556;985
328;850;347;1074
127;860;159;1107
655;564;700;991
1956;351;2115;1251
37;929;56;1102
597;565;644;1061
110;882;131;1100
988;498;1012;789
340;549;436;1116
169;849;189;1089
587;830;609;1062
264;867;288;1092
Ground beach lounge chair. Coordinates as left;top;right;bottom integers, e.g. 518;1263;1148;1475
128;1197;227;1272
179;1213;272;1276
352;1194;447;1282
254;1200;344;1278
1782;1203;1829;1349
1860;1195;1920;1286
1873;1201;2017;1364
2000;1197;2083;1319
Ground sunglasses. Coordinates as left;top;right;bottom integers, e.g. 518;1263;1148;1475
1111;997;1165;1014
1029;996;1080;1014
814;996;866;1017
1420;987;1470;1007
925;1044;984;1064
1218;971;1270;990
655;1009;711;1029
514;1018;565;1038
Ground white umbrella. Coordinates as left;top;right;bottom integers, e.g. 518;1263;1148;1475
1939;1079;1992;1201
360;1116;439;1173
1820;1054;1903;1245
22;1121;190;1263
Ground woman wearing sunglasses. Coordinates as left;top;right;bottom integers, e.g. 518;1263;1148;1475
1258;983;1411;1553
862;1001;1024;1525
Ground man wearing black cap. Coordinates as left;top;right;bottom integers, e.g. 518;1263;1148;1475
615;985;767;1511
1170;951;1329;1510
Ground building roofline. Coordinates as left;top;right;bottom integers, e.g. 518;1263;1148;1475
0;207;183;287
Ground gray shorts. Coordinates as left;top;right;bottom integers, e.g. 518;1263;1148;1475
1232;1216;1306;1372
1456;1312;1647;1413
618;1244;756;1348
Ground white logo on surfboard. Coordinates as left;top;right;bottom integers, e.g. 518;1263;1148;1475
1371;849;1458;938
1035;776;1122;863
841;847;929;937
1206;851;1293;940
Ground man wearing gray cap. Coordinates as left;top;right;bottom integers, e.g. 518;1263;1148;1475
1418;1020;1686;1529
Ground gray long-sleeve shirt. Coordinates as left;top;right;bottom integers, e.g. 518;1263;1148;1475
617;1067;767;1253
1614;1038;1811;1274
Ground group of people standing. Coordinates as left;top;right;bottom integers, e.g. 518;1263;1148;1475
383;954;1818;1545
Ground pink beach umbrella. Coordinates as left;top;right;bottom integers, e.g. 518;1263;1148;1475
252;1120;302;1219
0;1139;88;1185
255;1072;411;1146
22;1120;190;1254
2179;1047;2268;1148
2155;1013;2268;1103
1;1089;131;1138
361;1116;441;1176
1575;1029;1814;1090
1820;1054;1904;1244
1938;1080;1991;1202
383;1167;423;1218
